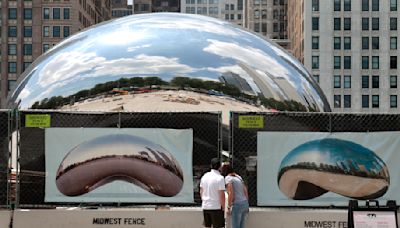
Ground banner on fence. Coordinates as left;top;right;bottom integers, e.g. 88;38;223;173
257;132;400;206
45;128;193;203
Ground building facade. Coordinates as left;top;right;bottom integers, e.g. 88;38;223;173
111;0;133;18
289;0;400;113
0;0;111;108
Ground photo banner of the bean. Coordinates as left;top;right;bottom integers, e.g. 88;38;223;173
257;132;400;206
45;128;193;203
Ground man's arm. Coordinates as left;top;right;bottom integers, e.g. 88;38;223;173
227;183;234;208
200;187;203;199
219;190;225;210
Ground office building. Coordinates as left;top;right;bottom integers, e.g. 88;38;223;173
0;0;111;107
288;0;400;112
111;0;133;18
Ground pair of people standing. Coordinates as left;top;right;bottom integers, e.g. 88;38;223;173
200;158;249;228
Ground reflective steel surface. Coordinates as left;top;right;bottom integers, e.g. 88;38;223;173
7;13;331;114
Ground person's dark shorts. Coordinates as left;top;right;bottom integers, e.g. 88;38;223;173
203;209;224;228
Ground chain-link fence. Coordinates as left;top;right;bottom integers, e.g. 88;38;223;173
230;112;400;206
0;110;10;208
17;110;221;207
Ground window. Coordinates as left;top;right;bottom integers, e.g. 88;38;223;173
313;75;319;83
371;37;379;49
23;44;32;56
344;75;351;88
43;26;49;37
344;95;351;108
344;37;351;49
312;56;319;69
344;0;351;11
24;26;32;37
8;80;16;92
372;76;379;88
334;75;341;88
8;8;17;19
23;62;31;72
230;4;234;10
334;37;341;49
8;26;17;37
53;8;61;19
391;0;397;11
53;26;61;37
225;4;229;10
344;56;351;69
362;56;369;69
334;56;341;69
43;44;50;53
8;44;17;55
362;95;369;108
372;0;379;11
334;0;341;11
391;56;397;69
362;76;369;88
390;18;397;30
390;76;397;88
312;36;319;49
372;18;379;30
334;18;341;30
390;37;397;50
312;17;319;30
64;8;70;19
372;56;379;69
334;95;341;108
362;18;369;30
24;8;32;20
390;95;397;108
362;0;369;11
8;62;17;73
372;95;379;108
362;37;369;49
312;0;319;11
344;18;351;30
63;26;70;37
43;8;50;19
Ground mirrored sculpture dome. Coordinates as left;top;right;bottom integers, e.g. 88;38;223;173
8;13;331;122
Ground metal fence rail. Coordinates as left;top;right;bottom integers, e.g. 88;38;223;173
17;110;221;207
230;112;400;206
0;110;10;208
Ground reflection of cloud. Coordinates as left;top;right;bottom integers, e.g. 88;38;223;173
127;44;151;52
34;51;200;102
203;39;290;79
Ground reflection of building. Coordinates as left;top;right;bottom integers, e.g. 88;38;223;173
288;0;400;113
133;0;152;14
0;1;111;108
153;0;180;12
219;72;256;96
111;0;133;18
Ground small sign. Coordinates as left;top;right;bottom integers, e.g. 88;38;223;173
353;211;397;228
25;114;51;128
238;115;264;128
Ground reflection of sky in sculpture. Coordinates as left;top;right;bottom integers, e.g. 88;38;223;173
8;13;329;111
280;138;388;176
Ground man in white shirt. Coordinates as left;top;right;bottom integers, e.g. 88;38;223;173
200;158;226;228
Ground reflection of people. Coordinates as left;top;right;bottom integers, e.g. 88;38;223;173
221;163;249;228
200;158;226;228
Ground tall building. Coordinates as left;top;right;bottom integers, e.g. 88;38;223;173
0;0;111;108
181;0;289;48
111;0;133;18
288;0;400;113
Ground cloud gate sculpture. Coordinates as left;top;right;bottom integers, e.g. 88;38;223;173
7;13;330;118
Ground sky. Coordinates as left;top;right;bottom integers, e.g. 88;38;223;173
128;0;133;4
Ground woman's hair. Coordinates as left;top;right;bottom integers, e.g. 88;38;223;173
220;162;234;176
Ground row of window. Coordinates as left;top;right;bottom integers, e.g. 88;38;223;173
8;8;32;20
5;62;32;74
332;75;398;89
312;17;398;31
7;44;33;56
43;26;70;38
43;7;70;20
312;36;398;51
312;0;397;12
3;26;33;37
311;56;398;70
333;95;398;109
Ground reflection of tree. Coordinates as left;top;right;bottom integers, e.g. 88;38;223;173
30;76;315;112
278;161;389;182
